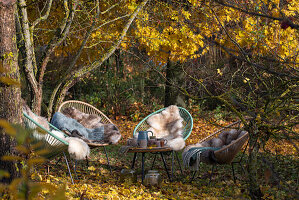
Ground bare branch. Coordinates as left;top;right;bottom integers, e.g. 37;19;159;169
53;0;151;111
31;0;53;29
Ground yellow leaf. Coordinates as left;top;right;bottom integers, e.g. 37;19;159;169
0;120;16;136
0;77;21;87
1;155;23;161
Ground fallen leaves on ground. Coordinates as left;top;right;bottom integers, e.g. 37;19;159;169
30;111;297;199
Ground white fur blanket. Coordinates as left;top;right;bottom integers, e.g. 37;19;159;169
51;130;90;160
146;105;185;151
22;102;90;160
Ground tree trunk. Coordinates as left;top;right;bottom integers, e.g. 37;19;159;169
164;61;186;107
247;119;263;199
0;0;22;183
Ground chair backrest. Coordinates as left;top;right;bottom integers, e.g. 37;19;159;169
133;107;193;140
22;112;69;159
214;132;248;164
199;120;249;164
57;100;113;124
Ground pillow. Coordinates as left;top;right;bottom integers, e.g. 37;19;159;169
210;137;225;148
237;130;248;139
226;129;239;145
218;131;229;143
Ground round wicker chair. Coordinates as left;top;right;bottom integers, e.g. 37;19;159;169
133;107;193;141
23;112;74;184
190;120;249;183
57;100;117;172
133;106;193;180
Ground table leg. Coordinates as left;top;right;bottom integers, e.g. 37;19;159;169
131;152;137;169
141;152;145;184
160;152;172;182
151;154;157;170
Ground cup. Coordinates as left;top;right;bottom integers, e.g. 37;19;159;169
148;135;157;147
158;138;167;147
127;138;137;146
155;140;161;147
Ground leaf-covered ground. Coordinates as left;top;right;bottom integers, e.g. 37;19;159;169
32;108;298;199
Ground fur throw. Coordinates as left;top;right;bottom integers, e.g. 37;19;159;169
22;101;50;131
51;112;121;144
49;130;90;160
65;137;90;160
183;129;248;156
22;101;90;160
146;105;185;151
62;107;121;144
62;107;103;129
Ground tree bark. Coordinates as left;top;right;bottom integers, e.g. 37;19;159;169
0;0;22;183
247;119;263;200
164;61;186;107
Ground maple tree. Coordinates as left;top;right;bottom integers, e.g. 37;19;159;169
17;0;150;116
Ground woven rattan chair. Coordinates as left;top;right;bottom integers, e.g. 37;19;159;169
22;112;74;184
189;120;249;183
57;100;116;172
133;107;193;179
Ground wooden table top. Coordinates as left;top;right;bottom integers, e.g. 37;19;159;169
127;146;172;153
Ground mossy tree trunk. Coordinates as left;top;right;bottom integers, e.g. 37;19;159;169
247;119;263;200
0;0;22;183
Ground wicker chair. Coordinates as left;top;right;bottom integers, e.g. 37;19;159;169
133;107;193;140
189;120;249;183
57;100;116;172
133;107;193;179
22;112;74;184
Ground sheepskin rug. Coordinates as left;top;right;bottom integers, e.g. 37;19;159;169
65;137;90;160
146;105;185;151
61;107;121;144
22;100;90;160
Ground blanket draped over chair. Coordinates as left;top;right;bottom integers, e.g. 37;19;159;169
145;105;185;151
22;102;90;160
183;129;248;169
51;111;121;144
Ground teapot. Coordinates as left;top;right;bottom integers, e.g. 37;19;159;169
137;131;153;148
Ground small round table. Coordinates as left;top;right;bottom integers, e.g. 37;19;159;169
127;147;176;184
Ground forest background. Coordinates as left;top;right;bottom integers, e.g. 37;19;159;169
0;0;298;199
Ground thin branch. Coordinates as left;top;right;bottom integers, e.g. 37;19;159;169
213;0;299;30
53;0;150;111
31;0;53;29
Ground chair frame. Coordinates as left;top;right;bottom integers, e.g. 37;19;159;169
57;100;116;173
189;120;249;183
133;107;193;140
22;112;74;184
133;106;193;181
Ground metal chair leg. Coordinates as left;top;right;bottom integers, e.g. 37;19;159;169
54;156;62;167
171;151;175;180
103;146;112;173
238;162;246;175
209;165;215;185
190;170;197;183
231;163;236;183
175;151;183;174
63;152;74;184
